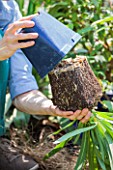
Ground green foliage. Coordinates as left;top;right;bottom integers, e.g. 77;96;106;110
102;100;113;112
45;110;113;169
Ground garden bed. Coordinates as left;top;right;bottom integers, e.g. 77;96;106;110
10;116;82;170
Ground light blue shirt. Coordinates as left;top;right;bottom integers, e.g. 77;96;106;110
0;0;38;99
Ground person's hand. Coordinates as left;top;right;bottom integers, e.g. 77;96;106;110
0;14;38;61
50;106;92;124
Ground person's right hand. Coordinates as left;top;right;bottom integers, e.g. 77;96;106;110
0;14;38;61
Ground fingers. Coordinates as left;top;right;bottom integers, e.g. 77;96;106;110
81;108;89;116
75;108;91;123
64;108;91;123
4;32;38;50
7;20;35;33
8;13;39;33
13;41;35;49
80;111;92;124
19;14;38;21
67;110;81;120
77;108;88;120
55;108;73;117
16;32;38;41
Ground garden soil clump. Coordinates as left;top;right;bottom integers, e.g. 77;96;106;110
48;56;102;111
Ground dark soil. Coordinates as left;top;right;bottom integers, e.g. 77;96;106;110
49;56;102;111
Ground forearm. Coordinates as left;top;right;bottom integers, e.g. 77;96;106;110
13;90;56;116
13;90;92;123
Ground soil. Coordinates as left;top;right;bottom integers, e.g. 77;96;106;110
9;116;81;170
48;56;102;111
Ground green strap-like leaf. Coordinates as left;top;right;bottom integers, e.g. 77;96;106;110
74;132;88;170
92;16;113;25
54;123;97;144
94;127;106;161
44;140;68;160
87;132;94;170
78;26;94;35
91;130;109;169
101;120;113;138
90;131;101;169
95;148;107;170
104;136;113;170
92;110;113;117
50;119;76;136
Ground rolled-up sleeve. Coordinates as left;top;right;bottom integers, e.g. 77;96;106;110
9;49;38;100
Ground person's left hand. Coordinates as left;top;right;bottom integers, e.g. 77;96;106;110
52;107;92;124
13;90;92;124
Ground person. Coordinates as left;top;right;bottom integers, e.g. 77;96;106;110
0;0;92;170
